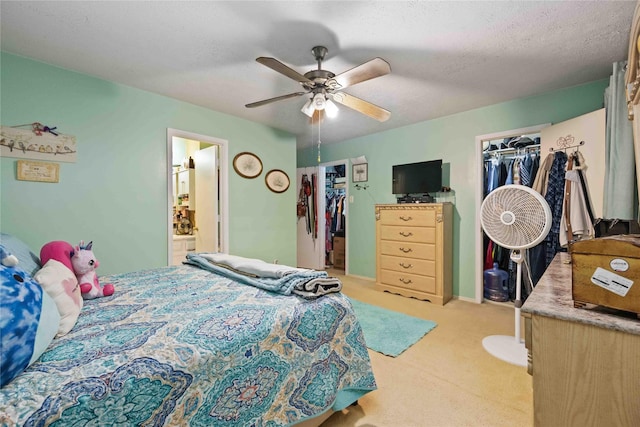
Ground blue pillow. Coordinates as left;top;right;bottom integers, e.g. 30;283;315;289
0;246;60;388
0;233;41;276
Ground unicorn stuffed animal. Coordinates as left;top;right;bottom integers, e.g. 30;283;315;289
71;241;114;299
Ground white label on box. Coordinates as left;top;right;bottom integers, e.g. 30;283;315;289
590;267;634;297
610;258;629;272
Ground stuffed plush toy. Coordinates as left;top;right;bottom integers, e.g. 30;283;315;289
70;241;114;300
40;241;74;271
0;244;60;387
0;246;18;267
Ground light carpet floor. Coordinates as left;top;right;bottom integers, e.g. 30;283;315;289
322;270;533;427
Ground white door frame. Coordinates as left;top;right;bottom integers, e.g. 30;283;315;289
167;128;229;265
474;123;550;303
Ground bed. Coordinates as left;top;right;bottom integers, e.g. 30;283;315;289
0;235;376;426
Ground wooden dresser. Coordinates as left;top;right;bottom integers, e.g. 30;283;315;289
374;203;453;305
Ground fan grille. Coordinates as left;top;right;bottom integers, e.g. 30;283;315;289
480;185;552;249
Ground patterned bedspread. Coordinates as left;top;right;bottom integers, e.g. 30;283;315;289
0;264;376;426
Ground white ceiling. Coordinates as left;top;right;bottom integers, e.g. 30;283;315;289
1;1;637;149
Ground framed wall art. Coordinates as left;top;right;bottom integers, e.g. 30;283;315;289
265;169;290;193
353;162;368;182
16;160;60;183
233;152;263;178
1;126;77;163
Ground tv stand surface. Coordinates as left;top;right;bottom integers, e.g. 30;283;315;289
396;194;434;204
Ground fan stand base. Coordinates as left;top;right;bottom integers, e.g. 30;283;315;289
482;335;527;367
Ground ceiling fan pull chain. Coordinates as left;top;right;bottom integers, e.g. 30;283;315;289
317;116;322;163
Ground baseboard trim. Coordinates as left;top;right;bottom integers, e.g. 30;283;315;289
455;295;479;304
344;273;375;282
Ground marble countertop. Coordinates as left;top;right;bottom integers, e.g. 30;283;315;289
521;252;640;336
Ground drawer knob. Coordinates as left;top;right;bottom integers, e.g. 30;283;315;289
399;263;413;269
399;247;413;253
399;278;413;284
399;216;413;221
399;231;413;237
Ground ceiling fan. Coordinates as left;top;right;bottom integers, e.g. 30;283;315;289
245;46;391;122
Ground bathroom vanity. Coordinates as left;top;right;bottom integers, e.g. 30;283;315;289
521;252;640;426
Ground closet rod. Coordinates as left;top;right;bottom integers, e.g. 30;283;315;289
549;140;585;152
485;144;541;156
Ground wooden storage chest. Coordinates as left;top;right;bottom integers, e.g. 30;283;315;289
571;234;640;314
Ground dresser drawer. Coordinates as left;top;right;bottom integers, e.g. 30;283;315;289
380;255;435;276
378;208;436;227
380;240;435;260
380;270;436;294
380;225;435;243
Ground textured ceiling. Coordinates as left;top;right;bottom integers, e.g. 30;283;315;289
1;1;637;149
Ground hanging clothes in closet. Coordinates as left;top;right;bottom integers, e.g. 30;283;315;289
325;164;347;267
326;193;346;233
483;140;541;301
324;192;346;266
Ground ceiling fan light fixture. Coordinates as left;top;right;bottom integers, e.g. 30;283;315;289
312;93;326;110
324;99;339;118
301;98;314;117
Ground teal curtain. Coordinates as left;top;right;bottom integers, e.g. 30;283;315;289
604;61;638;220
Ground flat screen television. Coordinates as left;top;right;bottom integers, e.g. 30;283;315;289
392;159;443;195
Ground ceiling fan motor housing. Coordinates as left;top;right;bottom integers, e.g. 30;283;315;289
303;69;335;88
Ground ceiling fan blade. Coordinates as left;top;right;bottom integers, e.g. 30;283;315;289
331;92;391;122
245;91;307;108
330;58;391;90
256;57;315;85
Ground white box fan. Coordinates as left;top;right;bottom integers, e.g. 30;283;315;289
480;184;552;366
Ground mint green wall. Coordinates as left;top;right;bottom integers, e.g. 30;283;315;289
299;80;608;299
0;53;297;274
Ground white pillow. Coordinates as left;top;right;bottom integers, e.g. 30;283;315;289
34;259;83;336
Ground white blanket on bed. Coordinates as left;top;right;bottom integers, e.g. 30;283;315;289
198;253;310;278
185;253;342;299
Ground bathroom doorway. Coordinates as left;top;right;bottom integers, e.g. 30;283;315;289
166;128;229;265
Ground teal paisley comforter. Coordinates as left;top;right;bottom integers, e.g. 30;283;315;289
0;264;376;426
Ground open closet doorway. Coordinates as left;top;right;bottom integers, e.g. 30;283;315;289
474;124;549;303
324;162;348;272
167;128;229;266
296;159;349;273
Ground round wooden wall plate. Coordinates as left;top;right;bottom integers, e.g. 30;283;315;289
233;152;263;178
265;169;290;193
